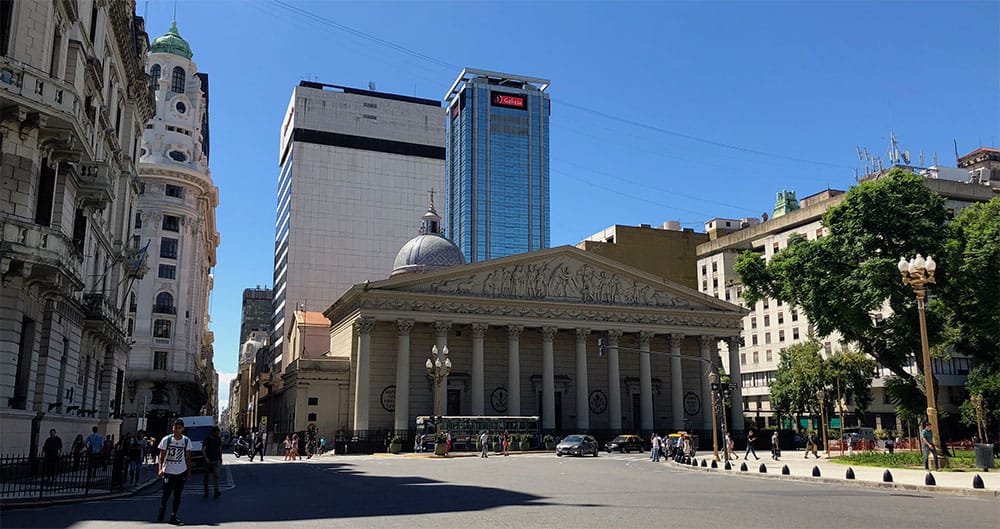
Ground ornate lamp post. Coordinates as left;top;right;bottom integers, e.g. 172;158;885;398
898;254;947;467
816;389;829;457
425;345;451;434
709;371;721;461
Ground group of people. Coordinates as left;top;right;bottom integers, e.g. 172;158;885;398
282;432;321;460
648;432;694;462
476;430;513;457
39;426;156;484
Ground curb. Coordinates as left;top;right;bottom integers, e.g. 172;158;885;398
669;460;1000;498
0;476;160;511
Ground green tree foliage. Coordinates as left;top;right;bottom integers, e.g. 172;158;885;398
960;366;1000;435
770;340;826;420
735;168;950;381
826;350;877;417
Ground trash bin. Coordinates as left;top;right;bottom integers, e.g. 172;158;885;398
973;444;994;471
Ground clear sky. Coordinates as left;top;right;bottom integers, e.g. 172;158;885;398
141;1;1000;411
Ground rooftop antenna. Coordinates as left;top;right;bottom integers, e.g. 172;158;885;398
919;149;925;166
953;139;960;163
143;0;149;18
172;0;177;22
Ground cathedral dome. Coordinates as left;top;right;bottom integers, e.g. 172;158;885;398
390;196;465;277
150;21;193;59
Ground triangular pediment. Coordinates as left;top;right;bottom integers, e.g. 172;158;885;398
363;246;740;314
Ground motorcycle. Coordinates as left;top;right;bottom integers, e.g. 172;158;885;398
233;439;250;458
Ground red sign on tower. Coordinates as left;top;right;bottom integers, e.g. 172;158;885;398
491;92;526;110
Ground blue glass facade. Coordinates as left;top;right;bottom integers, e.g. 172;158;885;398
446;73;550;262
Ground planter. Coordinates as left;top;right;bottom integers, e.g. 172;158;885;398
519;440;531;451
545;440;555;450
434;443;448;456
389;442;401;454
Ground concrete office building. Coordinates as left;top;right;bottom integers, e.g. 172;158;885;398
123;21;220;438
444;68;551;262
271;81;446;368
0;0;155;452
697;161;996;431
240;286;272;345
577;221;709;290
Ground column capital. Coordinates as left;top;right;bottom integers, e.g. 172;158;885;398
699;335;716;350
470;323;489;339
541;326;559;341
669;333;686;349
606;329;623;345
575;328;591;338
433;321;452;338
395;319;415;336
507;324;524;339
727;335;741;351
355;317;375;335
638;331;656;347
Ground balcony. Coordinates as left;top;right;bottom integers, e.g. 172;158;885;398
81;292;126;339
0;55;96;149
77;160;115;209
0;214;84;295
152;304;177;315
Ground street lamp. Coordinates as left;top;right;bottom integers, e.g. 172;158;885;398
709;371;721;461
816;389;829;457
425;345;451;434
898;253;947;467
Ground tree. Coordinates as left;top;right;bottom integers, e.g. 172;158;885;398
735;168;950;382
960;366;1000;438
826;350;877;418
769;340;826;426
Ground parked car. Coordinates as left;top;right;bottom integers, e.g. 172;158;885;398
605;434;645;453
556;434;600;457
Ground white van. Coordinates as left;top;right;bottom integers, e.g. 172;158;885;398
177;416;215;468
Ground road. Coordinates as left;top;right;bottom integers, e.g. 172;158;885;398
2;452;997;529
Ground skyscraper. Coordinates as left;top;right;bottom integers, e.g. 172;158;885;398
240;287;272;346
272;81;446;364
444;68;551;262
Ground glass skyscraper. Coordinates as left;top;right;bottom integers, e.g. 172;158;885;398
444;68;551;262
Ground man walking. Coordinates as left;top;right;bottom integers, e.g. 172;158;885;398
920;422;939;471
744;428;760;460
480;431;490;458
42;429;62;482
770;430;781;461
202;426;223;498
157;419;192;525
85;426;104;476
805;431;820;458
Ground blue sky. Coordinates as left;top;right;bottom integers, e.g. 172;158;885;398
142;1;999;409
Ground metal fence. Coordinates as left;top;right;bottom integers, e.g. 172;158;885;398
0;448;154;503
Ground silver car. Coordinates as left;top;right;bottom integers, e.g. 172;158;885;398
556;434;599;457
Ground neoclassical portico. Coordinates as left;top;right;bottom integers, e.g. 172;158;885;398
324;246;747;437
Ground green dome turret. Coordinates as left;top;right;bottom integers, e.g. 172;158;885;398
150;21;193;60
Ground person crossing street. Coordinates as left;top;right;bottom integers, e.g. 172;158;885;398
157;419;193;525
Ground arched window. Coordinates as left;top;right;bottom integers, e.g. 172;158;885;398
155;292;173;307
170;66;185;93
149;64;161;90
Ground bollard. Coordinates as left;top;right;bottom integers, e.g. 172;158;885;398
781;464;790;475
701;459;707;467
710;460;717;469
758;463;767;473
724;461;732;470
925;472;936;486
691;458;698;467
685;456;691;465
972;474;985;489
845;467;855;480
812;466;821;477
883;469;893;483
739;462;748;472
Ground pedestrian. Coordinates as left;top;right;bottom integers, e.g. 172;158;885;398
85;426;104;474
651;434;662;462
770;431;780;460
885;435;895;455
297;432;306;459
480;431;490;458
102;434;113;470
42;429;62;482
503;431;510;456
71;434;85;471
253;434;264;461
283;435;291;461
805;431;820;458
202;426;223;499
744;428;760;460
127;432;143;484
157;419;192;525
920;422;939;471
725;432;736;460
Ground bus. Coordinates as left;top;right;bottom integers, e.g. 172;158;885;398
414;416;540;452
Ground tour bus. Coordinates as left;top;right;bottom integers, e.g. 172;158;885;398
414;416;540;452
177;415;216;467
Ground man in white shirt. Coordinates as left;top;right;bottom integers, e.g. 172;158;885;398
479;431;490;458
157;419;192;525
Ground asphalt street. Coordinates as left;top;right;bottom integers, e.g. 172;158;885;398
2;453;997;529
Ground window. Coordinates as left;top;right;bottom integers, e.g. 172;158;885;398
153;320;171;339
772;242;780;253
792;328;800;340
168;150;187;162
764;332;771;344
135;211;142;229
154;351;168;370
711;262;718;272
171;66;185;93
777;312;784;324
127;318;134;336
740;353;746;365
702;280;707;291
766;350;772;362
791;310;798;322
158;264;176;279
160;237;178;259
763;299;769;309
701;265;707;276
751;335;758;346
712;278;718;288
751;317;757;329
764;315;770;327
162;215;180;232
824;342;832;354
752;351;759;363
154;292;174;311
175;101;186;114
165;184;184;198
307;413;317;421
308;397;318;406
149;64;161;90
778;330;785;342
129;293;137;312
776;299;782;306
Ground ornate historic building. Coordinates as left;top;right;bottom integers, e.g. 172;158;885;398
121;20;219;438
1;0;155;452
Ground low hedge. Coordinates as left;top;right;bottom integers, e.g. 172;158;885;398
834;450;978;470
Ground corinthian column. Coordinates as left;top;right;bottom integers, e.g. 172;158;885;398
670;333;686;430
393;320;414;432
575;328;590;430
353;317;375;431
728;336;744;432
607;330;623;431
470;323;488;415
639;331;655;432
541;326;558;430
507;325;524;416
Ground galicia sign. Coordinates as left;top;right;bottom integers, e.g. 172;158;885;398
491;92;526;110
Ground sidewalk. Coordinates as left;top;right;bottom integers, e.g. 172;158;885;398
671;449;999;497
